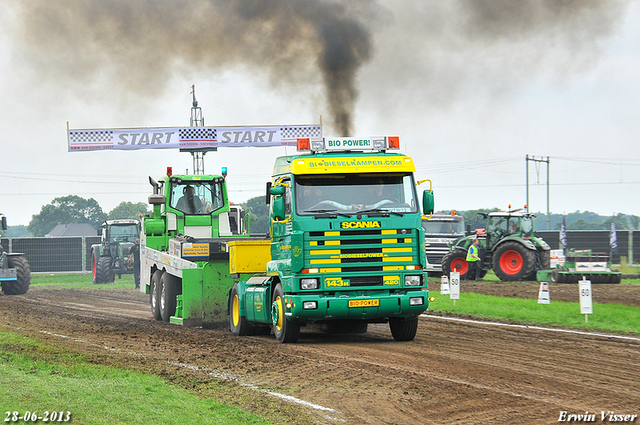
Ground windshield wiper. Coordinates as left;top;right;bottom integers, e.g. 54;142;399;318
301;208;351;218
355;208;404;217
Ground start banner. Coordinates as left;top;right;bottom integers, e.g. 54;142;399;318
67;125;322;152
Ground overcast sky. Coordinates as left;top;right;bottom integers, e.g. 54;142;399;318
1;0;639;227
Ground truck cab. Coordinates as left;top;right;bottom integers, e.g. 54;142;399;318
422;212;466;275
231;136;435;342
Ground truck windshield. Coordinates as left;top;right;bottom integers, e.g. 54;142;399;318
422;219;465;236
170;181;225;215
295;173;418;216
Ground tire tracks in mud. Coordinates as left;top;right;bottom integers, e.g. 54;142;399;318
2;287;639;424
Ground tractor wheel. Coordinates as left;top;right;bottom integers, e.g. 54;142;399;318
150;270;163;320
271;284;300;343
540;250;551;270
441;249;470;279
96;256;113;284
159;272;178;322
1;256;31;295
389;317;419;341
229;283;251;336
492;241;536;281
91;252;99;284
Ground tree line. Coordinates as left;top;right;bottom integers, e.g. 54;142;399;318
458;209;639;231
2;195;149;237
2;195;637;238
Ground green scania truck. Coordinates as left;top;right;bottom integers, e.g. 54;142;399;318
141;136;434;342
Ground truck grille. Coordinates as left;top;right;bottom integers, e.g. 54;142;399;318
427;254;445;264
306;228;417;283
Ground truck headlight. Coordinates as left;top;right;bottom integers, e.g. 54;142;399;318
300;278;319;290
409;297;424;306
303;301;318;310
404;275;423;286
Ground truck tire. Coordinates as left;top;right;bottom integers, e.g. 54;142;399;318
271;283;300;343
160;272;178;322
1;255;31;295
441;249;470;279
96;256;113;284
492;241;536;281
229;283;251;336
150;270;163;320
389;317;419;341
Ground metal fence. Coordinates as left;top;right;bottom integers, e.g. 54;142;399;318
535;230;635;264
0;231;637;273
1;236;101;273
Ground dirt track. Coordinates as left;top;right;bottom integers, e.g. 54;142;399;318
1;285;639;424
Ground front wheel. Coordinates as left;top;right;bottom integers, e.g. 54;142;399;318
229;283;251;336
389;317;419;341
271;284;300;343
96;256;113;284
441;249;470;279
1;256;31;295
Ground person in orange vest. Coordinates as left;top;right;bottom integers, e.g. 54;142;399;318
466;238;481;280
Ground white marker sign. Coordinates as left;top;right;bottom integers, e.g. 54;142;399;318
449;271;460;300
538;282;550;305
579;277;593;315
440;275;450;295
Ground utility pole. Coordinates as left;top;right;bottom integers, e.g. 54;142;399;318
526;155;550;230
181;84;216;174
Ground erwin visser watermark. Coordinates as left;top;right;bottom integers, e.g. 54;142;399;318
558;411;638;422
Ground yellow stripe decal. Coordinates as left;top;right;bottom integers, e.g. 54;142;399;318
382;247;413;253
320;268;342;273
310;249;341;256
310;258;341;264
381;229;396;235
325;231;340;236
383;266;404;271
382;256;413;262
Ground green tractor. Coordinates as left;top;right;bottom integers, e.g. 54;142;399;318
0;213;31;295
91;219;141;284
441;209;550;281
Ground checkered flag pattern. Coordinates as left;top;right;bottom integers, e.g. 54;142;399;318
280;126;322;139
179;127;216;141
68;130;113;144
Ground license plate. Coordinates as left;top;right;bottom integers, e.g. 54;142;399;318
348;299;380;308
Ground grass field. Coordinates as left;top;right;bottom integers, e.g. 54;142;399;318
428;292;640;335
0;333;268;425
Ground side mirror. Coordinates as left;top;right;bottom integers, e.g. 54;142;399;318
97;227;102;236
270;185;285;196
1;216;7;231
422;190;434;215
272;196;286;221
